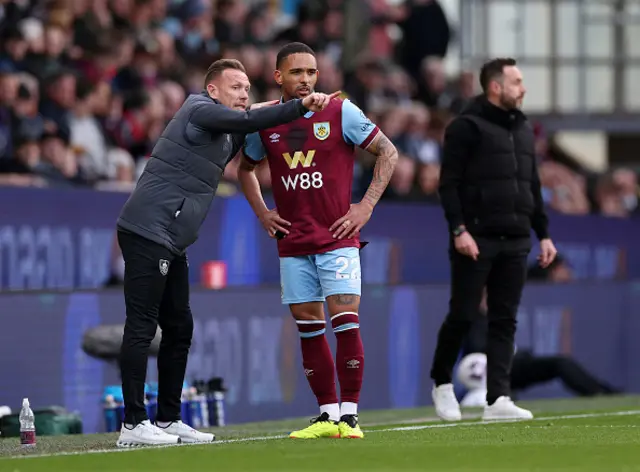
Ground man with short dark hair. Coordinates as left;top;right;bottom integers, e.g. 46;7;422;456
115;58;339;448
429;57;557;422
238;42;398;439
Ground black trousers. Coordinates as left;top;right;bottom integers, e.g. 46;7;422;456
431;236;531;405
511;351;621;396
118;230;193;425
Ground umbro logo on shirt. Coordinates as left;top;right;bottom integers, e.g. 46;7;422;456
270;133;280;143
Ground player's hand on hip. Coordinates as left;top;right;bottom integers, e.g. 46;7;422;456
454;232;480;260
330;202;372;239
259;209;291;239
249;100;280;110
538;238;557;268
302;91;341;112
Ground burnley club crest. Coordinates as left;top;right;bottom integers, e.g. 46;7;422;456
313;122;330;141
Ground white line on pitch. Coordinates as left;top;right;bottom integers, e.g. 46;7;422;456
4;409;639;461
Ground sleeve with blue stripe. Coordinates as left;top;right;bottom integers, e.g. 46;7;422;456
243;132;266;163
341;99;380;148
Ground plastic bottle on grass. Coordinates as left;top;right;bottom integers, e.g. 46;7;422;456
19;398;36;448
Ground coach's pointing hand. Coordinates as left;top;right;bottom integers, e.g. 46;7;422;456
259;208;291;238
302;91;341;112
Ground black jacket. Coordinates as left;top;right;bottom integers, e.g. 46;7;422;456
438;95;549;240
117;92;308;254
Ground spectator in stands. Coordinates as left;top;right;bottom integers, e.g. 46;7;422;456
538;160;590;215
612;168;640;216
316;52;344;95
40;68;76;138
25;22;73;80
384;66;413;106
417;162;440;204
110;89;153;161
417;56;453;109
0;26;29;71
95;148;136;193
449;71;475;114
158;80;186;122
70;79;110;180
385;154;416;200
37;127;88;187
0;0;634;219
398;0;451;80
0;132;46;187
0;65;19;159
344;56;387;114
594;172;630;218
404;103;440;165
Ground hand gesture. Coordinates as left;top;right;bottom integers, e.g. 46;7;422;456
259;209;291;239
302;91;341;112
454;232;480;260
330;202;373;239
249;100;280;110
538;238;557;268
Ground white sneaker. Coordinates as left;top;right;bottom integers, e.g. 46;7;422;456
482;396;533;421
116;420;181;448
432;384;462;421
156;421;215;443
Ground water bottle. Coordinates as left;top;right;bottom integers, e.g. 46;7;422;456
207;378;226;427
103;394;119;433
19;398;36;448
187;387;203;428
199;392;210;428
191;380;210;428
209;391;226;427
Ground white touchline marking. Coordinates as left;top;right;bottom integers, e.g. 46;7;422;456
371;410;640;432
4;410;639;461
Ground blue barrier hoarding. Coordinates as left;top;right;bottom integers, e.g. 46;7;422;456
0;283;635;433
0;187;638;290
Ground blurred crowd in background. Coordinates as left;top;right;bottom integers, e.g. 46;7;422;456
0;0;638;217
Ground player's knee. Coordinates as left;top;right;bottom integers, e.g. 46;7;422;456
289;303;324;321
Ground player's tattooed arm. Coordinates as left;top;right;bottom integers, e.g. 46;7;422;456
363;132;398;209
330;131;397;239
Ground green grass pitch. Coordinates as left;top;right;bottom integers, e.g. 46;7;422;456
1;396;639;471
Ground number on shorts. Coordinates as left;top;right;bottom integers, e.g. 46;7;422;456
335;256;360;280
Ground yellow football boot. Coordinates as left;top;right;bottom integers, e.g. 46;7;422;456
338;414;364;439
289;413;340;439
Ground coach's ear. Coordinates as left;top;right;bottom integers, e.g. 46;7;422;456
206;83;218;99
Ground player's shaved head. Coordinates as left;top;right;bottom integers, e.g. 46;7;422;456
276;42;316;69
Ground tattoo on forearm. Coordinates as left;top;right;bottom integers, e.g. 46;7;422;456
363;134;398;208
